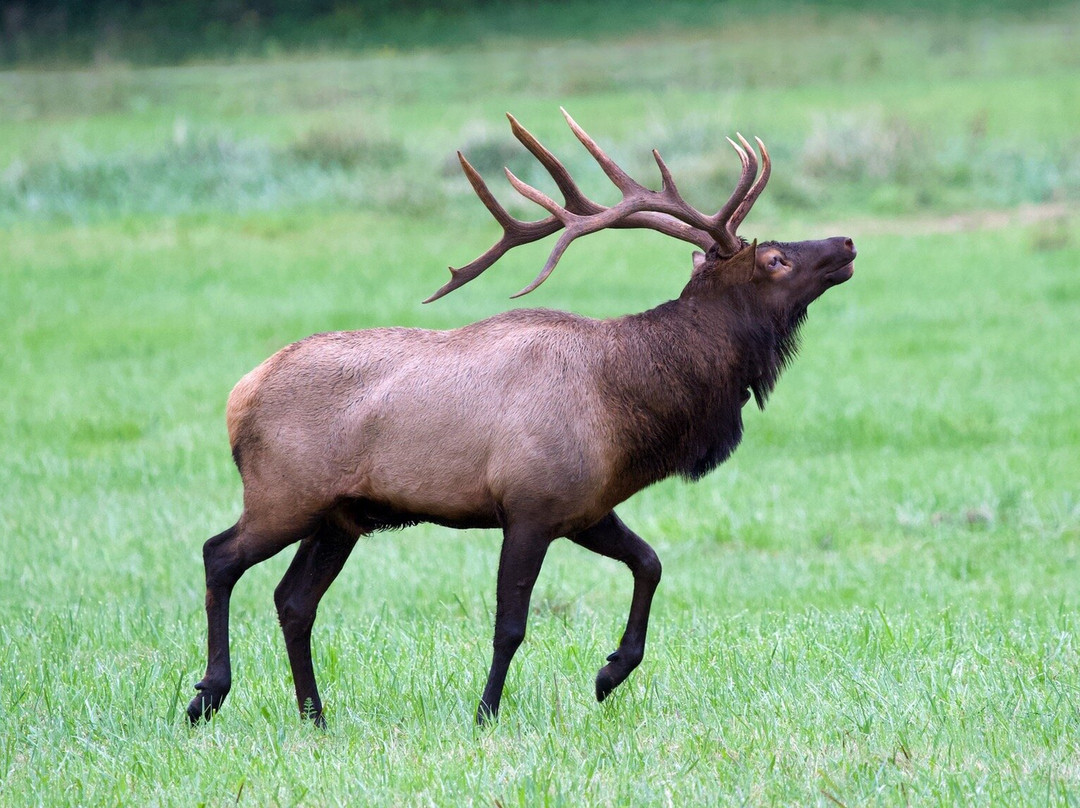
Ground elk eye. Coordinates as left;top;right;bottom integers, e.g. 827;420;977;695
769;255;783;268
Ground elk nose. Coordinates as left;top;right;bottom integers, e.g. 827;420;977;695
842;237;856;257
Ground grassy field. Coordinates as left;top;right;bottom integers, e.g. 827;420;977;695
2;4;1080;805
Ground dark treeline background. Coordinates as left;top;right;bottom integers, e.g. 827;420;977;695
0;0;1062;66
1;0;521;64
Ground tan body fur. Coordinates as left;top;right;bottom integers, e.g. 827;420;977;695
228;310;627;538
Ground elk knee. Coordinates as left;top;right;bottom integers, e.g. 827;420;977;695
493;622;527;655
201;528;246;589
274;587;315;638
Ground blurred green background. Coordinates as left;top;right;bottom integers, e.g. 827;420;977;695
1;2;1079;805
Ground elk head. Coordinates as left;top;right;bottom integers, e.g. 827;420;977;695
686;235;856;311
424;107;855;310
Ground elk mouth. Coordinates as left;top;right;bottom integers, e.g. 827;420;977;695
824;261;855;285
822;239;856;285
801;237;856;288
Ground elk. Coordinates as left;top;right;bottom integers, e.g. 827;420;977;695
187;109;856;727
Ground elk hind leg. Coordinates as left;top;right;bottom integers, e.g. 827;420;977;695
188;516;310;724
274;517;360;726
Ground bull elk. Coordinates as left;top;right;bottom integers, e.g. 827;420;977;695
187;109;856;727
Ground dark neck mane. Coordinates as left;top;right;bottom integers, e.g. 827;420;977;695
723;283;808;410
601;289;807;487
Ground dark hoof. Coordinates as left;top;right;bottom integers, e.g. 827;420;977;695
475;701;498;727
300;702;327;729
595;648;640;702
595;668;617;702
186;683;227;725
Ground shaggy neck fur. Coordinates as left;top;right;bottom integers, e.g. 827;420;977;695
601;283;807;487
722;282;808;411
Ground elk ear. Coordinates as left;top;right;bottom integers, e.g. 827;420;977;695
691;240;757;286
724;240;757;285
684;240;758;299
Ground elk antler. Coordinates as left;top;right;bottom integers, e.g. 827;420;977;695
425;109;770;302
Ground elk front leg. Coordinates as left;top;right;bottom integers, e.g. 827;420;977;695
273;522;359;727
476;523;552;725
570;511;662;702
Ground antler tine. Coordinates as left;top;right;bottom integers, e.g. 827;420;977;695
502;168;590;297
423;151;562;304
507;113;603;215
727;136;771;235
456;150;515;229
561;107;650;196
510;230;576;298
710;134;758;254
651;149;678;193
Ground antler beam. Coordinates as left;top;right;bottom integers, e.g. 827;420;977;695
425;109;770;302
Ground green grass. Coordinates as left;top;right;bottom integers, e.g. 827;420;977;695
2;4;1080;806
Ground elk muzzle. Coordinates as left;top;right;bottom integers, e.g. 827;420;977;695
819;236;857;285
